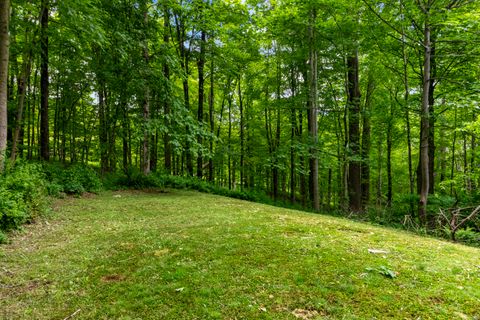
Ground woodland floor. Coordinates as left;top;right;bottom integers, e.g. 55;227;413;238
1;190;479;319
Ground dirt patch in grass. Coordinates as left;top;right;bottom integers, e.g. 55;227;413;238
292;308;326;319
101;274;126;283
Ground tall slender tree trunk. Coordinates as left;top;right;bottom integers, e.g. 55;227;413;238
28;67;38;160
174;14;192;176
428;35;436;194
419;8;432;224
98;79;109;175
239;76;247;189
400;5;415;212
308;9;320;211
290;66;297;203
141;7;150;175
347;50;362;213
208;58;214;182
11;44;33;163
228;94;232;190
386;102;393;207
0;0;10;171
122;98;130;173
450;105;457;195
40;0;50;160
197;29;206;178
163;7;172;174
376;137;383;205
361;74;374;209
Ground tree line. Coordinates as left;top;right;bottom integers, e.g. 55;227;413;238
0;0;479;223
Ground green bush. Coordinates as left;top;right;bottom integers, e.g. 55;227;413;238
0;161;103;236
455;228;480;246
43;163;102;195
0;186;27;231
0;162;49;232
104;168;163;190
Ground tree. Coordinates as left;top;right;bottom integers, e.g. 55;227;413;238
0;0;9;171
347;49;362;213
308;7;320;212
40;0;49;160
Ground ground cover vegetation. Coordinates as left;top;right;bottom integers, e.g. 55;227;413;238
1;191;480;319
0;1;480;239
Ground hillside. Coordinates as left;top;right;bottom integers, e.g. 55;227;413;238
1;190;479;319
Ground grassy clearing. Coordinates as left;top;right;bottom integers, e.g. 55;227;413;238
1;190;479;319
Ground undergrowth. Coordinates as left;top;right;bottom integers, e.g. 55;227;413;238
1;162;479;247
0;162;102;243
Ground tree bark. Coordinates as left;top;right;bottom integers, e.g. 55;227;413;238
40;0;50;160
239;76;246;189
11;48;33;163
208;58;214;182
308;9;320;211
400;5;415;212
347;50;362;213
290;66;297;203
419;9;431;224
361;74;374;209
197;29;206;178
428;35;436;194
386;102;393;207
174;13;192;176
163;5;172;173
0;0;10;171
98;78;109;175
141;7;150;175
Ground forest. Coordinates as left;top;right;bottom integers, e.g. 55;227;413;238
0;0;480;240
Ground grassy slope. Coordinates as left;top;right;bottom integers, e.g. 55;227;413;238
1;190;479;320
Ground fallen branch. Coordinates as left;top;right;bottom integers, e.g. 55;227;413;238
63;309;81;320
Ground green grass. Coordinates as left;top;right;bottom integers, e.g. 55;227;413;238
1;190;479;319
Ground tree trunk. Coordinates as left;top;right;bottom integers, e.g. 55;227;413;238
163;5;172;174
419;11;431;224
98;79;109;175
228;94;232;190
208;58;214;182
40;0;50;160
361;74;374;209
308;9;320;211
290;66;297;203
11;46;33;163
239;76;245;189
174;13;192;176
400;9;415;212
386;102;393;207
428;35;436;194
197;29;206;178
0;0;9;171
347;50;362;213
450;105;457;196
141;7;150;175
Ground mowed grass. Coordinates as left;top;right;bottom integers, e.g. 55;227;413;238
1;190;479;319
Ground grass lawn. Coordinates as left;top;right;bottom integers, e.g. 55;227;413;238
1;190;479;319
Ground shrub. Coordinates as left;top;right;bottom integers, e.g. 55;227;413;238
0;162;49;232
104;167;163;190
43;163;102;195
454;228;480;246
0;186;27;231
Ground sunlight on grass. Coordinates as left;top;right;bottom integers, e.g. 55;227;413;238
1;190;479;319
